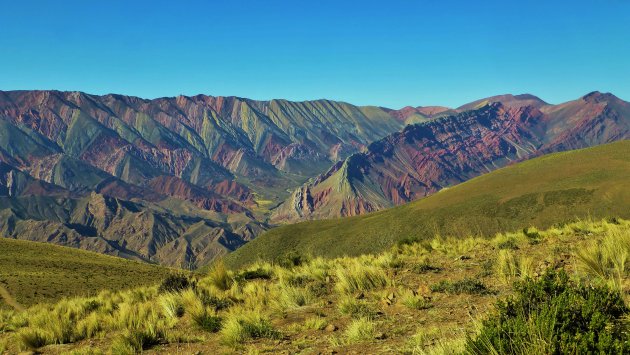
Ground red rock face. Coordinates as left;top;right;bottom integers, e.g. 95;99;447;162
276;93;630;222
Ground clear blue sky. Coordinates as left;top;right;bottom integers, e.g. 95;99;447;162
1;0;629;108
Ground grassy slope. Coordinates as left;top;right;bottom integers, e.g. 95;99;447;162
1;219;627;353
226;140;630;269
0;238;173;308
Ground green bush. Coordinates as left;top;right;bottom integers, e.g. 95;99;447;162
236;268;273;281
412;262;441;274
197;289;232;311
158;274;193;293
430;279;491;295
466;270;630;354
192;313;222;333
276;251;307;268
497;239;519;250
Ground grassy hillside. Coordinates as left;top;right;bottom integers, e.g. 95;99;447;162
1;219;629;353
227;140;630;269
0;238;173;309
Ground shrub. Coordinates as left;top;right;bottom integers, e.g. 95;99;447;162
158;274;192;293
344;318;377;344
412;262;441;274
276;251;307;268
497;239;519;250
466;270;630;354
197;289;232;311
236;267;273;281
522;227;541;240
430;279;491;295
335;262;389;294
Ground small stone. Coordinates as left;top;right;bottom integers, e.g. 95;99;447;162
325;324;338;332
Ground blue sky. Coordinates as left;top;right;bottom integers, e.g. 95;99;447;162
1;0;628;108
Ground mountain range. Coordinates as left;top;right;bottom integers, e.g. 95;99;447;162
0;90;628;267
273;92;630;222
227;140;630;268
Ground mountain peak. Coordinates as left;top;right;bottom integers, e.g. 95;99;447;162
582;91;618;103
458;94;547;111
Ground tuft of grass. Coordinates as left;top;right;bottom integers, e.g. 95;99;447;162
192;312;222;333
337;295;378;319
159;293;185;320
276;284;315;310
335;262;390;294
16;327;51;351
303;316;328;331
399;289;432;310
75;312;102;340
405;328;466;355
220;309;281;348
430;279;491;295
207;261;234;291
110;335;137;354
343;317;377;344
575;221;630;292
495;250;534;286
112;322;166;353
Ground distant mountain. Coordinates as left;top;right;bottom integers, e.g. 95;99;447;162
0;90;411;267
227;140;630;268
274;92;630;222
1;90;628;268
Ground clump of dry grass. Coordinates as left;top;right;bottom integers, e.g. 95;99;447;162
343;317;377;344
220;308;281;348
334;261;390;294
575;220;630;292
495;250;534;285
399;288;432;310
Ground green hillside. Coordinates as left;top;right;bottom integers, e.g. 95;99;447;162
0;238;173;309
226;140;630;269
